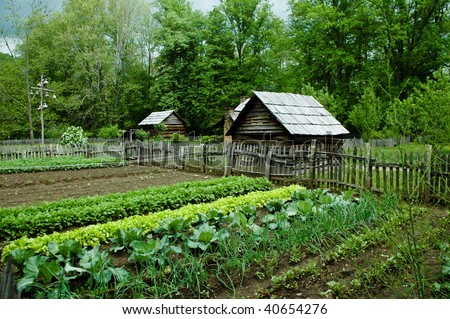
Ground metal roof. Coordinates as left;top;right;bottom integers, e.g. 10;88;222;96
231;91;349;136
231;98;250;121
138;110;175;126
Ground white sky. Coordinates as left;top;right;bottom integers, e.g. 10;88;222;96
0;0;289;53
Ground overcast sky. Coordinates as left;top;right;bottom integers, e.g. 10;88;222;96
0;0;289;53
0;0;289;34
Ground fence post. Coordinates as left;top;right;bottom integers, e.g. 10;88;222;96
364;143;372;189
309;140;317;188
137;144;141;166
200;143;206;173
265;149;273;179
425;144;433;202
224;142;232;176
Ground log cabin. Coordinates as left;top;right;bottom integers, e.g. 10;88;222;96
138;110;186;139
226;91;349;147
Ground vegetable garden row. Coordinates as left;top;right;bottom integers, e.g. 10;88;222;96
0;156;122;174
1;176;449;299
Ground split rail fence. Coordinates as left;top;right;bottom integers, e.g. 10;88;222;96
124;140;449;203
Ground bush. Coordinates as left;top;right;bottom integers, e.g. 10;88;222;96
170;132;188;143
134;129;149;141
60;126;88;147
200;135;223;144
97;125;125;139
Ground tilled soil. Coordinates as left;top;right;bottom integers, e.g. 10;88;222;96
0;165;216;207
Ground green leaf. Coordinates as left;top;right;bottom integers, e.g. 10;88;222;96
109;267;131;284
442;264;450;275
93;268;112;285
262;214;275;223
17;276;35;294
192;224;216;244
10;249;35;268
297;201;313;214
23;256;47;279
64;263;87;275
38;261;62;283
213;228;230;242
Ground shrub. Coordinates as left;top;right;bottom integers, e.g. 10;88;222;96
97;125;125;139
134;129;149;141
60;126;88;147
170;132;188;143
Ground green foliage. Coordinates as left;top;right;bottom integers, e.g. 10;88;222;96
12;240;130;298
134;129;149;141
199;135;223;144
128;236;182;265
187;224;230;251
349;86;384;140
170;132;188;143
97;125;125;139
60;126;88;147
1;0;449;143
7;184;413;299
0;156;120;174
1;184;298;259
0;176;273;241
387;71;450;145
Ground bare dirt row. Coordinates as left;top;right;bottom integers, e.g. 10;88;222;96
0;165;216;207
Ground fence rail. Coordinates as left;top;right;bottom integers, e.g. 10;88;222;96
124;140;449;203
0;138;448;202
0;139;123;160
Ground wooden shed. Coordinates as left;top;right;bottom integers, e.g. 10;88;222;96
138;110;186;139
226;91;349;145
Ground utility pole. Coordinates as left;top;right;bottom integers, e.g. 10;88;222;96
31;75;56;157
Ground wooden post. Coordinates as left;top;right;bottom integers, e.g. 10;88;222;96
224;142;232;176
309;140;317;189
200;143;206;173
425;144;433;202
364;143;372;189
163;142;168;167
265;149;273;179
137;144;141;166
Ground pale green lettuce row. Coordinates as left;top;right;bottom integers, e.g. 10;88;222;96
2;185;303;260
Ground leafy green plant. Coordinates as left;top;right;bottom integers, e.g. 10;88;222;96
2;184;299;259
13;240;130;298
321;281;347;298
170;132;188;142
60;126;88;147
187;224;230;251
109;228;147;253
0;176;273;241
128;236;181;265
79;246;130;291
194;208;228;227
433;255;450;297
0;155;120;174
153;217;191;241
97;124;125;139
134;129;149;141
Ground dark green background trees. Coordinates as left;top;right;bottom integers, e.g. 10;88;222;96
1;0;449;144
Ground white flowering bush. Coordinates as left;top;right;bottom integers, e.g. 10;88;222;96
60;126;88;147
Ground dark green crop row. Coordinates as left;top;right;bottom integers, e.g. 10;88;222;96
0;156;122;174
0;176;273;241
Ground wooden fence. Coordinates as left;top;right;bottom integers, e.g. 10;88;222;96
0;139;123;160
124;140;449;203
1;138;448;202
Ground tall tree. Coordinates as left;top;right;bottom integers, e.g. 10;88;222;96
150;0;209;132
0;0;51;139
